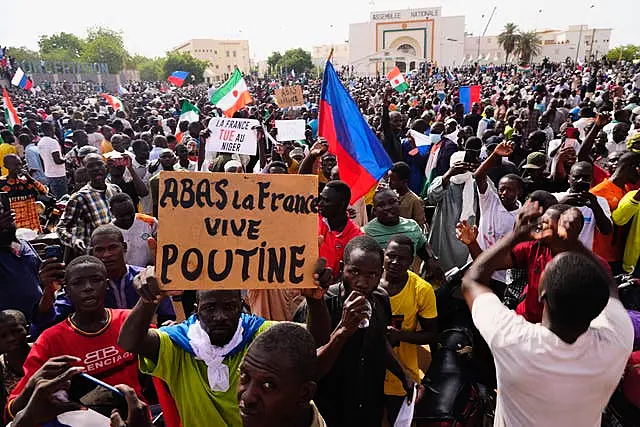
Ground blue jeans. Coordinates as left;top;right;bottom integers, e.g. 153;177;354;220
47;176;68;199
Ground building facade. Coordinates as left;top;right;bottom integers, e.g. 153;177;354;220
312;44;349;68
173;39;251;83
463;25;612;64
348;7;465;76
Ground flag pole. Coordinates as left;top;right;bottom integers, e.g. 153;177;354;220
327;48;334;63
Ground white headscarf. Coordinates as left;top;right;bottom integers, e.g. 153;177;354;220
448;151;475;221
187;317;244;392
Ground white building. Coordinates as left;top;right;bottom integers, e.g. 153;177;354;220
173;39;251;83
463;25;612;64
348;7;465;76
312;44;349;68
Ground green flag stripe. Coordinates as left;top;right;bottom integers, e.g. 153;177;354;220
210;69;242;104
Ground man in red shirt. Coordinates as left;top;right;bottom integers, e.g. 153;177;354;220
318;180;363;276
510;205;611;323
6;255;144;422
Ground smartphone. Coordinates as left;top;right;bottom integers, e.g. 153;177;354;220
68;373;127;418
0;192;10;212
463;150;479;164
565;127;579;139
391;314;405;329
44;245;63;262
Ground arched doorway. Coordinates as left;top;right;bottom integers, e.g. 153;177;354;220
397;44;417;56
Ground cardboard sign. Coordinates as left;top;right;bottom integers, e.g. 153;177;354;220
275;120;306;141
205;117;260;155
434;82;445;91
156;172;319;290
274;85;304;107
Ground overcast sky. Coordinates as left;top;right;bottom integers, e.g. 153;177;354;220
1;0;636;61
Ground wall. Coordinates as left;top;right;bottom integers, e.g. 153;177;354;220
174;39;251;82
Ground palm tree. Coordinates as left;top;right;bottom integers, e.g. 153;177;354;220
497;23;520;64
515;31;542;64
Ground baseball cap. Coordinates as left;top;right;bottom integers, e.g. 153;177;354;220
522;152;547;169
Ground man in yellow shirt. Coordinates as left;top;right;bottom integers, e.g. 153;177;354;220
0;131;17;176
381;234;438;425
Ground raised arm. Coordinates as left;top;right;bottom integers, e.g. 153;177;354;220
117;266;164;362
299;140;327;175
462;201;543;310
577;114;610;163
474;141;513;194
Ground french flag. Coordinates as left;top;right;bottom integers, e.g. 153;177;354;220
11;67;33;91
459;85;481;114
167;71;189;87
319;62;392;204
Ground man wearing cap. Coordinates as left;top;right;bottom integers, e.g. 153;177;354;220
521;152;566;195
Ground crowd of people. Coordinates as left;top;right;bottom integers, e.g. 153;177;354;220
1;56;640;427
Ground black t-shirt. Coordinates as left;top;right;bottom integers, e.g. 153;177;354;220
112;179;140;212
295;284;392;427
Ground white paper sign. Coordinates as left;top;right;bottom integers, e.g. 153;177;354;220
275;120;306;142
206;118;260;155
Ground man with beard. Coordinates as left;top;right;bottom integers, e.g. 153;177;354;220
118;268;275;427
58;153;121;258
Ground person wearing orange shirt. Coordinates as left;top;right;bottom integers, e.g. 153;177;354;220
591;151;640;274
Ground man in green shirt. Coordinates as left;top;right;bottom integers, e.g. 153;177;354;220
363;189;441;281
118;266;274;427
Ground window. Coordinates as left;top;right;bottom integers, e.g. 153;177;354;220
214;50;217;55
226;51;230;57
227;65;231;70
233;51;237;57
216;65;219;69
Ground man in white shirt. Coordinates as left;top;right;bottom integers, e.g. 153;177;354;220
36;122;67;199
553;161;612;249
130;139;153;215
109;193;157;267
474;140;522;285
462;202;633;427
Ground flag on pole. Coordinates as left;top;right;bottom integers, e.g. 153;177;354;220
210;68;253;117
168;71;189;87
100;94;125;112
320;61;392;204
2;88;20;131
459;85;481;114
517;64;532;73
291;69;296;78
179;100;200;124
386;66;409;93
11;67;33;91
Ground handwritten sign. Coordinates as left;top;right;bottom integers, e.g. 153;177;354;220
275;120;306;142
156;172;319;290
206;118;260;155
274;85;304;108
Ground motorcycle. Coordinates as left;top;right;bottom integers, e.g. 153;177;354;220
414;262;496;427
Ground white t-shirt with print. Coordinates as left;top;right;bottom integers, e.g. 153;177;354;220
553;191;612;250
37;136;66;178
476;183;520;283
472;293;633;427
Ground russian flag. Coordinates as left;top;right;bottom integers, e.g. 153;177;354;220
11;67;33;91
319;61;392;204
167;71;189;87
459;85;481;114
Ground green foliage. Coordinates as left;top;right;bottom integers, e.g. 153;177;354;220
515;31;542;64
5;46;39;62
38;32;85;62
162;52;209;84
497;23;519;64
267;52;282;68
80;27;128;73
267;48;312;75
606;45;640;62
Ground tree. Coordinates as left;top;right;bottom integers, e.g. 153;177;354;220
38;32;85;62
268;48;312;75
515;31;542;64
497;23;520;64
267;52;282;68
81;27;129;73
606;45;640;62
5;46;40;62
162;51;209;84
